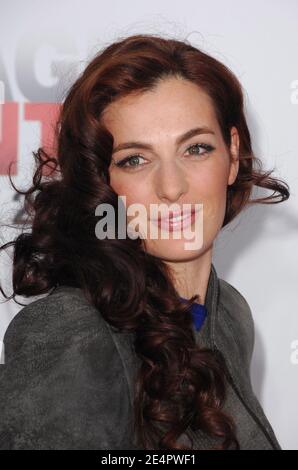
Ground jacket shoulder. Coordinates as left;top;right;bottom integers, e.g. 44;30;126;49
218;278;255;369
3;286;110;363
0;287;135;449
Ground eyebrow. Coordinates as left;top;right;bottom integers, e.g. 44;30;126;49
112;126;215;154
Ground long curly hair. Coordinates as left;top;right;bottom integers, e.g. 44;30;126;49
0;34;290;450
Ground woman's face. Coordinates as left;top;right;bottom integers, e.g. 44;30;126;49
103;77;239;262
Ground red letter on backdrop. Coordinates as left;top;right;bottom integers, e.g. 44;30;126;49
24;103;61;176
0;103;18;175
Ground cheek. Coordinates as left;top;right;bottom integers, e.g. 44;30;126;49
109;173;132;200
192;166;228;221
109;174;151;211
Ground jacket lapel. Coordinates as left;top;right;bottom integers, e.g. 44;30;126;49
204;263;281;450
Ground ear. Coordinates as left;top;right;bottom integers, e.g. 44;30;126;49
228;126;240;186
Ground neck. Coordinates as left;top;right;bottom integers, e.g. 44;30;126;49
164;246;213;305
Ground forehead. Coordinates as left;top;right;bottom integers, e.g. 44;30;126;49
101;77;220;138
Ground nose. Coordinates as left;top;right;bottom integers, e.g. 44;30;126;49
154;161;188;203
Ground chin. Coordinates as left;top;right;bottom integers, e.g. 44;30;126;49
144;237;207;262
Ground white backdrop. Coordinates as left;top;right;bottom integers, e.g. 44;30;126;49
0;0;297;450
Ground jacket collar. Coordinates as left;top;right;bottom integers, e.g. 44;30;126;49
204;262;219;350
200;262;281;450
201;262;251;381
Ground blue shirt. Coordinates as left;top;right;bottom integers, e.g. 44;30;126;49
179;297;208;331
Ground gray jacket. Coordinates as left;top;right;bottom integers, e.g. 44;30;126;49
0;263;282;450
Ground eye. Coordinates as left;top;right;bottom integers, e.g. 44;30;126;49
185;143;215;157
113;143;215;170
113;154;147;169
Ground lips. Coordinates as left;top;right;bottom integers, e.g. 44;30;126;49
150;208;198;232
153;208;196;223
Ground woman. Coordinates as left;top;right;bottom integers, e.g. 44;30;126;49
0;33;289;450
